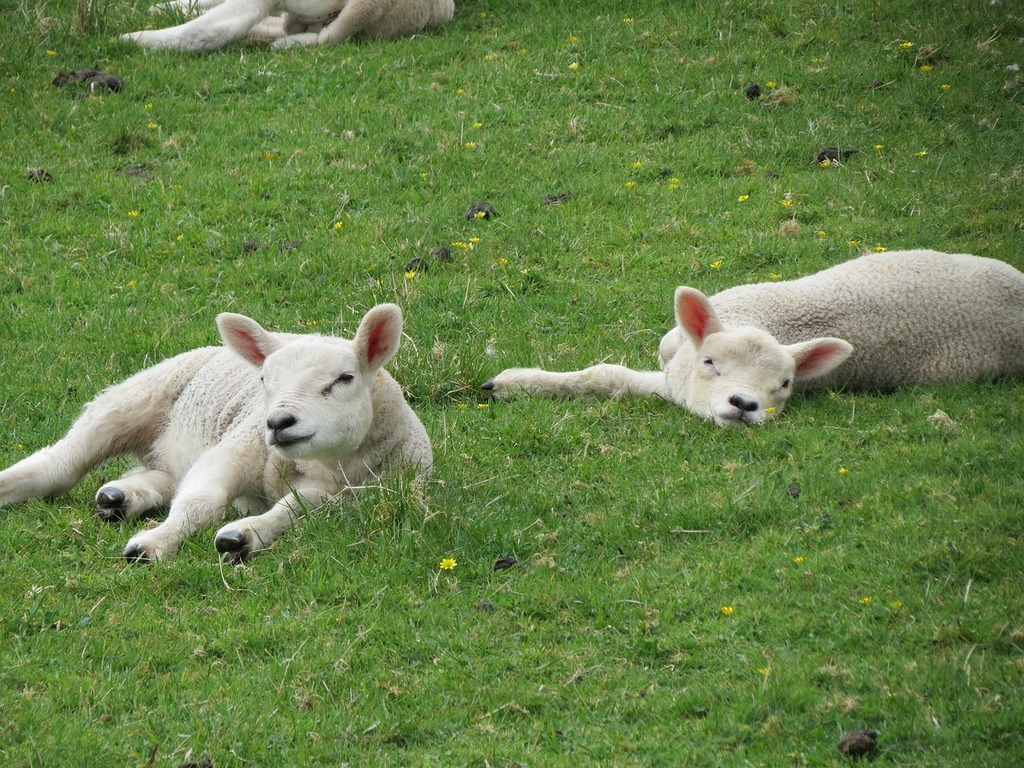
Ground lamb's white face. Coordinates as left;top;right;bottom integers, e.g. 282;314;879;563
260;338;375;460
663;327;796;426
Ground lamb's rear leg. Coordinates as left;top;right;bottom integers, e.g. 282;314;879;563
95;469;175;522
123;0;272;52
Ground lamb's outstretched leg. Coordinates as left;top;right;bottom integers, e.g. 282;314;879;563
147;0;224;15
95;469;176;522
122;442;252;562
214;484;331;563
123;0;273;52
483;364;669;401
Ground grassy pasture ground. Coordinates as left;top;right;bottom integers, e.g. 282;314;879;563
1;0;1023;764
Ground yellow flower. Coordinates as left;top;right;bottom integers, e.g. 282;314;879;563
632;161;643;169
476;403;489;409
873;144;884;150
46;50;56;56
793;556;805;564
497;257;507;266
839;467;848;475
765;407;776;414
439;557;457;570
766;81;777;88
145;102;153;110
420;172;429;180
848;239;861;247
263;152;276;159
710;260;723;270
819;158;832;168
623;17;633;24
484;52;498;62
333;221;343;231
873;246;887;252
916;150;928;157
520;268;530;275
779;199;794;208
568;35;579;43
128;210;140;218
404;270;417;280
940;83;951;90
473;121;483;128
720;605;734;616
667;178;680;190
817;230;828;237
468;237;481;244
919;65;932;72
569;62;580;71
758;666;771;676
900;41;914;49
624;180;636;189
859;596;872;605
148;123;158;130
737;194;749;202
456;88;465;95
464;141;476;149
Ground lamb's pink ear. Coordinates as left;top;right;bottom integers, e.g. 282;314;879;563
786;338;854;381
674;287;725;344
355;303;403;373
217;313;282;367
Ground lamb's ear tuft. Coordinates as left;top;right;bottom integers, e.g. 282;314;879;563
217;313;282;366
674;287;725;344
787;338;853;381
355;304;403;373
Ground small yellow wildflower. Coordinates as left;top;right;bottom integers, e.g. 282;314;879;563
456;88;465;95
873;246;887;252
765;407;776;414
758;667;771;676
737;194;750;202
940;83;951;90
520;268;530;275
623;17;633;24
128;210;140;218
667;178;680;190
819;158;832;168
497;257;507;266
848;239;861;247
263;152;276;159
468;237;481;244
464;141;476;149
484;52;498;62
632;161;643;169
145;103;153;110
333;221;343;231
900;41;914;49
919;65;933;72
148;123;158;130
476;403;489;409
624;181;636;189
720;605;734;616
779;199;794;208
479;11;487;18
569;62;580;71
916;150;928;157
766;81;777;88
46;50;56;57
568;35;579;43
817;230;828;238
439;557;457;571
473;121;483;128
710;260;723;270
873;144;884;150
176;234;184;242
859;596;872;605
793;556;805;564
839;467;848;475
404;270;417;280
420;172;429;180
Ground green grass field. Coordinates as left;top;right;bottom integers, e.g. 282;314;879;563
2;0;1023;764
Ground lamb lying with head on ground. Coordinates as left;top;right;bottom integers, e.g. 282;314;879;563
0;304;431;562
123;0;454;53
484;250;1024;426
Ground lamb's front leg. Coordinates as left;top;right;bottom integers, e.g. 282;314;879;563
213;484;332;563
123;0;273;52
122;446;249;562
483;364;670;401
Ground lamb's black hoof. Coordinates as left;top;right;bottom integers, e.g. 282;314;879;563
215;530;250;563
122;544;151;564
96;487;127;522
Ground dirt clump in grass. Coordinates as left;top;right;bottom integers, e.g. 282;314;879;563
52;68;123;93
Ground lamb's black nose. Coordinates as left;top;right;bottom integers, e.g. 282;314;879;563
728;395;759;413
267;413;297;432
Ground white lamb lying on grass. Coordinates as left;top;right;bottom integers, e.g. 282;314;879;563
0;305;432;563
484;250;1024;426
123;0;454;53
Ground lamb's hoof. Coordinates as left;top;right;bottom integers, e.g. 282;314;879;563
122;543;152;564
96;487;127;522
215;530;251;563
